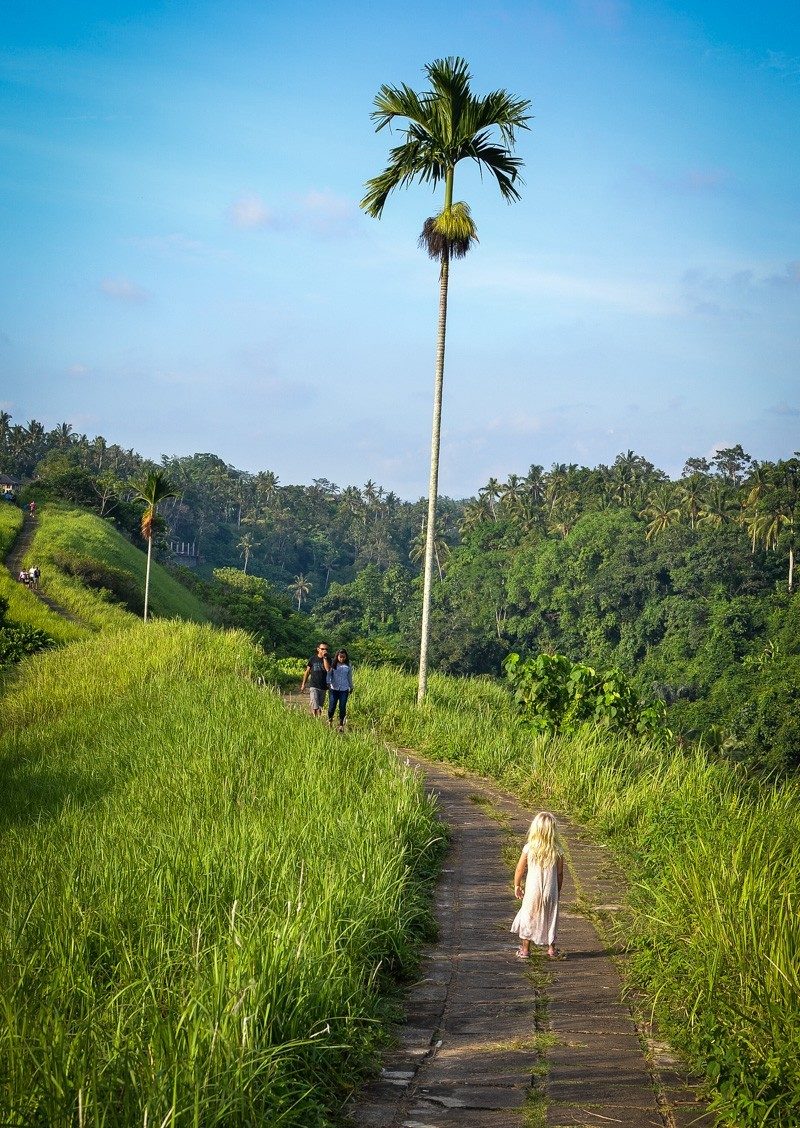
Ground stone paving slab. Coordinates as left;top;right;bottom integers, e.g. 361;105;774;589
344;753;714;1128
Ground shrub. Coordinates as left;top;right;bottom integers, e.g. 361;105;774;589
50;551;144;615
0;624;57;666
503;651;668;740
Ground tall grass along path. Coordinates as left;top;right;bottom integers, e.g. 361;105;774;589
343;747;712;1127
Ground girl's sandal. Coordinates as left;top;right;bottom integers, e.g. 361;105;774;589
515;948;530;959
547;948;566;960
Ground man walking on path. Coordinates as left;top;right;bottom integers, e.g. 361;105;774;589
300;642;331;717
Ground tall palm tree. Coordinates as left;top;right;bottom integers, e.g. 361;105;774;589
362;57;530;702
288;573;311;611
237;532;255;574
133;471;177;621
697;483;737;529
640;486;681;541
459;496;492;536
479;477;503;517
678;472;707;531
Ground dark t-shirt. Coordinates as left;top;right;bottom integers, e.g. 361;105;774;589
306;655;329;690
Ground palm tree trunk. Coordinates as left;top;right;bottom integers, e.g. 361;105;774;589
417;248;449;703
789;541;795;594
144;535;152;621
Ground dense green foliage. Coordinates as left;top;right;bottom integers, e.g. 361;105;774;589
503;651;667;739
178;567;314;656
0;624;440;1126
2;414;798;769
356;667;800;1126
0;622;56;667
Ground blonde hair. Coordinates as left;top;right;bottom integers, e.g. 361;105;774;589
526;812;562;868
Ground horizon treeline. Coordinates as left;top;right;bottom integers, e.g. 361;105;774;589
2;411;798;772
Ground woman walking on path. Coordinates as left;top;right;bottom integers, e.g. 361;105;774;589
327;649;353;731
511;811;564;960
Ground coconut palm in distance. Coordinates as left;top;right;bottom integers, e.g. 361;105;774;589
133;470;177;622
237;532;255;574
361;56;530;702
288;573;312;611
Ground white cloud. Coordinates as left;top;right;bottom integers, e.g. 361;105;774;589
464;258;678;316
100;277;150;303
486;412;546;436
681;261;800;317
227;189;359;237
297;190;359;236
228;193;276;230
68;363;89;376
129;233;226;259
577;0;628;31
763;51;800;80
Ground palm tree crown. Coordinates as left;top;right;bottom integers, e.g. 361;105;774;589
361;56;530;225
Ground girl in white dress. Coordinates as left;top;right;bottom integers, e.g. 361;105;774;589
511;812;564;959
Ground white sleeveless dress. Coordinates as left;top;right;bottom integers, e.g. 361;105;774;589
510;844;560;945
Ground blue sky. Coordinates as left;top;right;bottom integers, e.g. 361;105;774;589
1;0;798;498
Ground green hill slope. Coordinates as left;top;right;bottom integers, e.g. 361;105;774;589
16;504;211;630
1;504;87;643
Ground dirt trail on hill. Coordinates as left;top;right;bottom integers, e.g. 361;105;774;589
286;696;712;1127
4;515;85;625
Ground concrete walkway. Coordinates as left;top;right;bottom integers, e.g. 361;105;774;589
346;753;713;1128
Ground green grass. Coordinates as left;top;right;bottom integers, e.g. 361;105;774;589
0;503;23;557
25;505;212;628
0;625;440;1126
356;666;800;1127
0;504;88;643
0;569;87;643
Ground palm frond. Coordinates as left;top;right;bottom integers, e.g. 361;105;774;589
362;56;531;217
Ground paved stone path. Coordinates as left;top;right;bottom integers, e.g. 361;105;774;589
346;753;713;1128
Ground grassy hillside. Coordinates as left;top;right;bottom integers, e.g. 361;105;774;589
357;668;800;1127
0;623;439;1127
0;502;23;556
21;504;212;629
0;504;88;643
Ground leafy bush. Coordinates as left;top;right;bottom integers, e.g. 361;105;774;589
0;623;56;666
51;551;144;614
185;567;314;656
503;651;667;739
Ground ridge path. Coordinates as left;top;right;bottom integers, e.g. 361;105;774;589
347;752;713;1128
4;513;84;624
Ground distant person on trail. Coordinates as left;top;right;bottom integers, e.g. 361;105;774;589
300;642;331;716
18;569;28;585
30;565;40;588
28;500;36;518
327;649;353;731
511;811;564;960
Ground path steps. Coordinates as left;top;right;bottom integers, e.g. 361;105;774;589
347;754;713;1128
